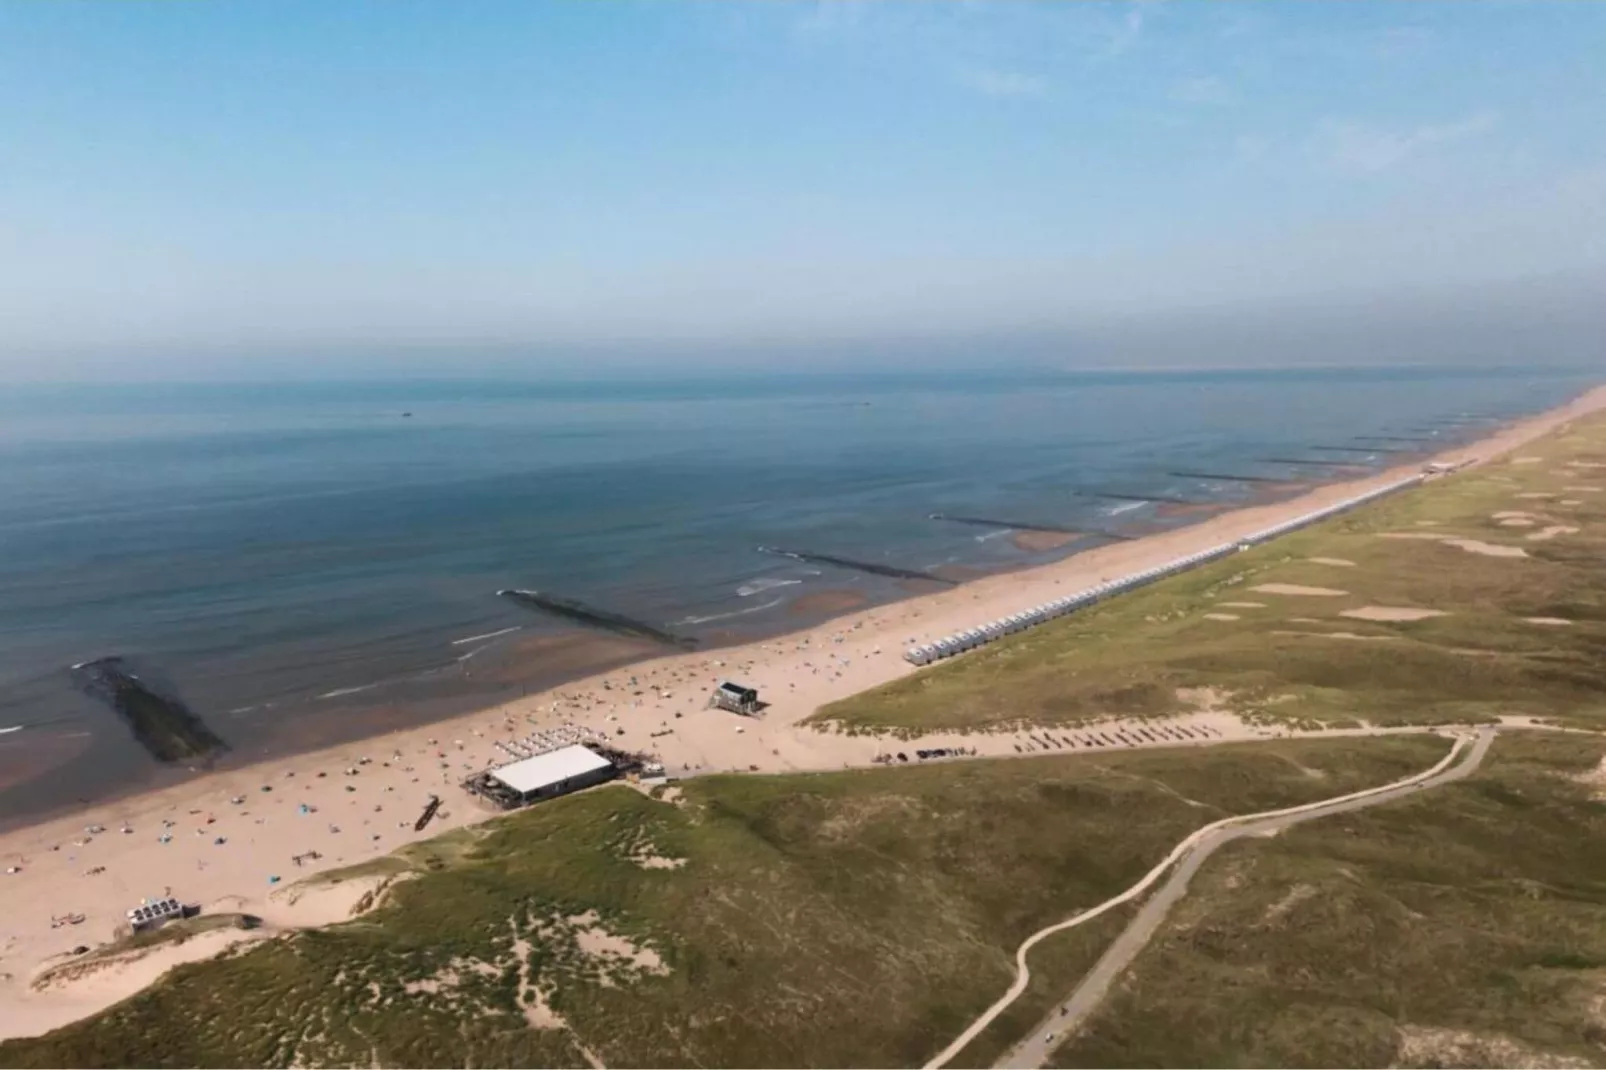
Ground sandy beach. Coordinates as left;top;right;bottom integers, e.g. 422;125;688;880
3;384;1603;1040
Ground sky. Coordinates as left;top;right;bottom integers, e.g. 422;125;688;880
1;1;1603;379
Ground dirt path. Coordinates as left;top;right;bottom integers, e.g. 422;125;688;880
924;728;1494;1070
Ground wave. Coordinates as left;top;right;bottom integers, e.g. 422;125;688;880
317;683;379;700
677;597;786;625
1105;500;1147;516
0;725;21;736
450;625;522;646
973;528;1012;543
736;577;803;597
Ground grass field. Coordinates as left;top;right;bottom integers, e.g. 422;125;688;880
1049;731;1606;1069
812;415;1606;737
0;737;1448;1069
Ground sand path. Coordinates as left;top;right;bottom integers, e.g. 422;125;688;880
926;728;1493;1070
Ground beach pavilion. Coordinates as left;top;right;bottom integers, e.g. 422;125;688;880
465;744;617;810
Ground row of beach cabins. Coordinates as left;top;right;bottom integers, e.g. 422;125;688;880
493;721;610;762
904;474;1424;666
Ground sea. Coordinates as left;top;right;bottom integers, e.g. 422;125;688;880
0;365;1595;826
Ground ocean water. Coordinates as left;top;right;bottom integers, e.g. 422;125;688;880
0;366;1593;824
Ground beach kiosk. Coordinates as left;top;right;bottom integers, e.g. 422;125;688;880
710;681;761;716
127;896;185;932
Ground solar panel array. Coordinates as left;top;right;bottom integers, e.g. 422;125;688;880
127;897;183;924
903;475;1423;666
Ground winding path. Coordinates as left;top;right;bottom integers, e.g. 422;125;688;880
924;727;1495;1070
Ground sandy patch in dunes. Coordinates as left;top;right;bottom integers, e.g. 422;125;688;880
1012;530;1079;552
1515;492;1555;500
1414;520;1441;526
1441;539;1529;558
1272;630;1395;642
1340;606;1447;622
1564;486;1601;493
1289;617;1322;624
263;872;402;927
1306;557;1355;567
1250;584;1349;597
14;926;271;1042
1567;461;1606;469
1218;602;1266;609
1527;525;1579;541
1513;457;1544;464
1380;531;1531;558
1174;687;1232;713
1525;617;1573;626
1201;613;1239;621
1560;499;1583;506
1394;1024;1593;1069
1575;755;1606;799
565;910;669;977
1497;518;1537;527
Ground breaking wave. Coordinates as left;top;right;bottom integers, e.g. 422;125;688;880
737;577;803;597
677;597;786;625
318;683;379;700
451;625;522;646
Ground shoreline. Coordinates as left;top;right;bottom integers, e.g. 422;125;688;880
0;429;1434;835
1;382;1602;1041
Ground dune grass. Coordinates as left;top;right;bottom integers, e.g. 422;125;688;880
1050;731;1606;1069
0;736;1447;1069
812;415;1606;737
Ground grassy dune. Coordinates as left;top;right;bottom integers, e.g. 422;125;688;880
0;737;1446;1069
813;416;1606;737
1050;731;1606;1069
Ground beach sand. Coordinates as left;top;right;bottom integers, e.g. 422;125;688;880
2;384;1601;1040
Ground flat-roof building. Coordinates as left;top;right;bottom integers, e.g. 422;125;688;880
466;744;617;810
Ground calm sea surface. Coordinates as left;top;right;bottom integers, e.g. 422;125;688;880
0;366;1593;824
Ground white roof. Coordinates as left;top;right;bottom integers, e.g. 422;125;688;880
490;744;613;795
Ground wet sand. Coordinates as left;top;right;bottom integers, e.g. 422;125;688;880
1011;530;1081;552
787;590;872;616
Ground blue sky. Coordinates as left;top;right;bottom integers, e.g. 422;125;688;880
1;1;1603;377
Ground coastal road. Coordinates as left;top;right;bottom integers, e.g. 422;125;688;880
923;728;1495;1070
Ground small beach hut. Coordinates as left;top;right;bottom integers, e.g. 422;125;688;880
710;681;761;715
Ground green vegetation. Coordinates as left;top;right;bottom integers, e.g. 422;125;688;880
1050;731;1606;1069
0;737;1447;1069
814;415;1606;736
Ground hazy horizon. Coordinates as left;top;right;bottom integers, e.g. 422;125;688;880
2;1;1603;380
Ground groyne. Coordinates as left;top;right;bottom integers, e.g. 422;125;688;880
757;547;956;586
498;590;695;648
70;657;228;764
